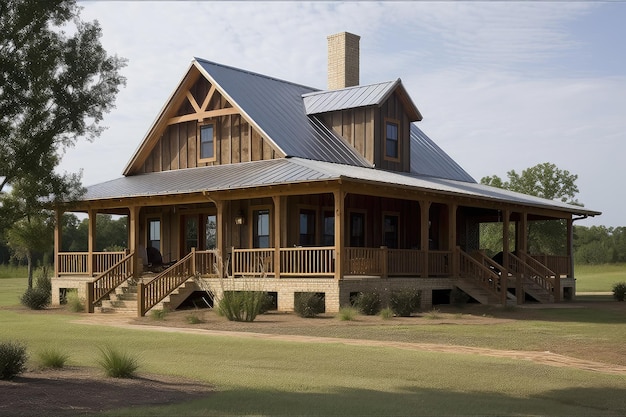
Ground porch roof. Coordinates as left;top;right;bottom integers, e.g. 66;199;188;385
82;157;600;217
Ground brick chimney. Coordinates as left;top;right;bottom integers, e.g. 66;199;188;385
327;32;360;90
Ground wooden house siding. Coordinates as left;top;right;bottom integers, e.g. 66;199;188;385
138;77;279;174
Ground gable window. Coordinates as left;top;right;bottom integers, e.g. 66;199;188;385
385;120;399;160
199;124;215;161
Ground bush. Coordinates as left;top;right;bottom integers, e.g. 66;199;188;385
66;290;85;312
294;292;325;318
218;291;268;322
612;282;626;302
389;289;421;317
353;291;381;315
20;287;50;310
0;341;28;380
37;347;69;369
150;309;168;320
380;307;394;320
97;345;139;378
424;308;441;319
186;313;203;324
337;306;358;321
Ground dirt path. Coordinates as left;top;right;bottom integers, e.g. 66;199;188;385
74;315;626;376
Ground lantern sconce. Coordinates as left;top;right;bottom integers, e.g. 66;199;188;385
234;211;246;225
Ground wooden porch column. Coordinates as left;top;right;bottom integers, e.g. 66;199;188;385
518;211;528;255
272;196;282;279
53;209;63;278
420;201;431;278
87;209;96;276
333;189;346;281
129;206;140;279
502;209;514;305
567;217;573;279
448;203;458;277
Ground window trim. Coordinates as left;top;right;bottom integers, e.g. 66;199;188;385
383;118;400;162
250;205;272;248
198;123;216;162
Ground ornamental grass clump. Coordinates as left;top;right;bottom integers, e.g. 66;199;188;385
217;290;269;322
0;341;28;380
353;291;381;315
37;347;69;369
294;292;325;318
389;289;421;317
612;282;626;301
66;290;85;312
337;306;359;321
97;345;139;378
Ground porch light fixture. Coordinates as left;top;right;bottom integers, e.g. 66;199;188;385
234;211;245;225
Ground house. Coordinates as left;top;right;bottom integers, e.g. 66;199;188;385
51;32;600;316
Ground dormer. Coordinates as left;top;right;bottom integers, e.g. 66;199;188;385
304;32;423;173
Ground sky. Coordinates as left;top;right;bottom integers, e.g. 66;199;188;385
59;1;626;227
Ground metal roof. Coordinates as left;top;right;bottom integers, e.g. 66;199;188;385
82;157;600;217
410;125;476;183
194;59;370;167
303;81;398;114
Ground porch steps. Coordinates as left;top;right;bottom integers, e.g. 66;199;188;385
154;278;199;312
454;279;502;305
522;278;553;303
99;279;138;313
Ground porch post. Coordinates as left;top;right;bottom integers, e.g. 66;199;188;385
567;217;573;279
87;209;96;276
420;201;431;278
448;203;458;277
502;209;514;305
333;189;345;281
272;196;282;279
129;206;140;279
53;209;63;279
518;211;528;255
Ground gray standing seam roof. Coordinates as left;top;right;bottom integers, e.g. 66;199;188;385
303;80;399;114
194;58;371;168
83;157;599;217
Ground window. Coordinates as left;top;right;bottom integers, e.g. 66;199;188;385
322;210;335;246
385;121;399;159
184;216;198;254
350;212;366;247
253;209;270;248
299;209;316;246
383;215;399;249
205;214;217;249
199;124;215;160
148;219;161;252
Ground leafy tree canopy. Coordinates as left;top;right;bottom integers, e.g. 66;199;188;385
0;0;126;228
481;162;580;205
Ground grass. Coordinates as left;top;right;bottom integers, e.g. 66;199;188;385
0;265;27;279
37;347;69;369
97;345;139;378
575;263;626;292
337;306;359;321
0;277;26;307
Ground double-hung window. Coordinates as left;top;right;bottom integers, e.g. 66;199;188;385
199;124;215;161
385;120;399;160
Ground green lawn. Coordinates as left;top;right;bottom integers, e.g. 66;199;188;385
575;263;626;292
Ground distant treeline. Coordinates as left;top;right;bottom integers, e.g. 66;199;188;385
574;225;626;264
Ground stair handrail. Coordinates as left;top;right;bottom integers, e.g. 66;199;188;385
458;248;502;297
86;250;134;313
518;251;556;278
138;251;194;317
508;252;555;296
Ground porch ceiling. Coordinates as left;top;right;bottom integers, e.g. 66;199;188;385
78;157;600;217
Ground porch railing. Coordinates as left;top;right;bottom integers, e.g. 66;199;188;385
508;252;556;301
57;251;127;276
86;251;134;313
345;247;385;275
232;248;275;277
388;249;425;276
530;254;570;278
280;247;334;277
458;249;502;297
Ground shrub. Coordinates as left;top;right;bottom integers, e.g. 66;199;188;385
37;347;69;369
97;346;139;378
218;291;268;322
0;341;28;380
337;306;358;321
380;307;394;320
294;292;325;318
186;313;203;324
424;308;441;319
612;282;626;302
389;289;421;317
20;287;50;310
66;290;85;312
150;309;168;320
353;291;381;315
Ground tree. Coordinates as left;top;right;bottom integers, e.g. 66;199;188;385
6;215;53;288
480;162;581;256
0;0;126;230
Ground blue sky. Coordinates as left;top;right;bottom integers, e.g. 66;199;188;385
61;1;626;227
